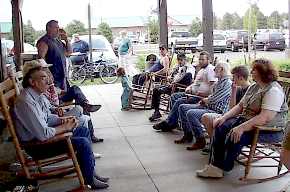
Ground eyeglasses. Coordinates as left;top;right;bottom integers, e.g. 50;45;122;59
159;47;165;50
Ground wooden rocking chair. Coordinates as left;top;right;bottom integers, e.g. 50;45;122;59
0;78;87;191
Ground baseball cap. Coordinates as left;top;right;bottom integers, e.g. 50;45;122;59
22;59;52;78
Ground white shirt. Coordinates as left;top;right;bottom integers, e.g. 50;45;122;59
190;64;216;95
262;86;285;111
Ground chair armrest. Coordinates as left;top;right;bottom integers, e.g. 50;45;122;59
59;101;75;107
22;132;73;148
185;93;204;99
255;125;283;132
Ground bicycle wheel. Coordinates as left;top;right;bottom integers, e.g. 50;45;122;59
100;65;118;84
69;66;87;85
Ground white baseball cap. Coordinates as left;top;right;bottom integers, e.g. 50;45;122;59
22;59;52;78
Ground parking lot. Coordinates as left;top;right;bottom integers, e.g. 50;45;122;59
132;43;289;62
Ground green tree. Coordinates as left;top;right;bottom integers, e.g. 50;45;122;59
189;17;202;37
97;22;113;43
147;18;159;43
232;13;243;29
267;11;282;29
221;12;234;30
23;20;36;45
243;4;258;33
256;11;267;29
64;20;86;37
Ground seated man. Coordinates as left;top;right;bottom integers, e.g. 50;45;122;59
176;61;232;149
13;64;109;189
153;51;216;131
196;59;288;178
40;59;103;143
201;65;250;141
149;53;195;121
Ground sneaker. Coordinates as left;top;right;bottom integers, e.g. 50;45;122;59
93;152;102;159
196;164;223;178
90;178;109;189
149;111;162;121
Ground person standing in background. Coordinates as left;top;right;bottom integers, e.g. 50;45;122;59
118;31;132;76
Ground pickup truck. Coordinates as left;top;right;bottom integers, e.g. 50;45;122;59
168;31;198;52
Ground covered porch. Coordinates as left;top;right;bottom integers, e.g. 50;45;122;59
37;83;290;192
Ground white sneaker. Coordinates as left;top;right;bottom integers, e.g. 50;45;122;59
196;164;223;178
93;152;102;159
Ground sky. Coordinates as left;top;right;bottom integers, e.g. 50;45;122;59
0;0;288;30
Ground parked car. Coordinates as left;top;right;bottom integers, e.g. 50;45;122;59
197;33;227;53
253;32;286;51
226;30;249;52
168;31;198;51
78;35;118;66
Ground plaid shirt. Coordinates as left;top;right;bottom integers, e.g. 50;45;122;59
207;76;232;114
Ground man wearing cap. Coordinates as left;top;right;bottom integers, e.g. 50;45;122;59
37;22;103;143
13;60;109;189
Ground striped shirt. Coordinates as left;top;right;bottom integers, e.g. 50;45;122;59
207;76;232;114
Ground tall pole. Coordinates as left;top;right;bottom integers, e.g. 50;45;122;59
202;0;214;61
88;3;93;63
248;1;252;64
158;0;168;48
288;0;290;49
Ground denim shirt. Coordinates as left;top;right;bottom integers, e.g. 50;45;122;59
13;88;61;142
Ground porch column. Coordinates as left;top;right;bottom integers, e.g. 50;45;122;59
158;0;168;48
0;38;7;81
202;0;214;61
11;0;24;71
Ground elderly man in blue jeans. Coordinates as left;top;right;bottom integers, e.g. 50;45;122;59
13;62;109;190
176;61;232;150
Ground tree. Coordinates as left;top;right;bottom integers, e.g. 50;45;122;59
221;12;234;30
213;13;218;29
267;11;282;29
147;17;159;43
23;20;36;45
97;22;113;43
243;4;258;33
64;20;86;37
256;11;267;29
189;17;202;37
232;13;243;29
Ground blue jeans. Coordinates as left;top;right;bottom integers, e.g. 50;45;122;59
60;85;88;105
72;126;96;185
211;117;284;171
166;92;201;127
178;104;215;138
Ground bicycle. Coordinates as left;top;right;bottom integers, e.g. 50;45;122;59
68;52;118;85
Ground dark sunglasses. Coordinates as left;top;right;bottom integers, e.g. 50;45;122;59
159;47;165;50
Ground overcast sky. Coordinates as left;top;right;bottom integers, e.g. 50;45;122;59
0;0;288;30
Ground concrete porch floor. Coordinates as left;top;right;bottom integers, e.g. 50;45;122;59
41;83;290;192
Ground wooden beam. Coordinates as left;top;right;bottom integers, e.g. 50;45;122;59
202;0;214;61
158;0;168;48
0;38;7;81
11;0;24;71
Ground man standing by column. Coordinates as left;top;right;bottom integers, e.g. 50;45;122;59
37;20;72;91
